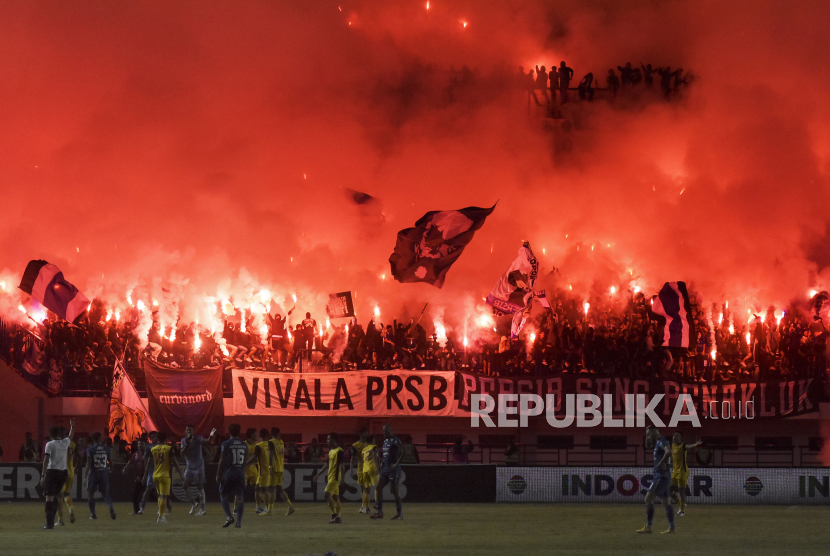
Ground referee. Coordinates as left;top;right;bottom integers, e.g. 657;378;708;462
41;417;75;529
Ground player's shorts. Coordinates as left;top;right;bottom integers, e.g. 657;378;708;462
87;470;109;494
257;473;275;488
648;474;671;498
183;467;206;485
43;469;68;497
220;471;246;499
273;470;283;487
357;471;365;487
245;466;258;484
671;471;689;488
324;479;341;496
153;475;171;497
379;466;401;484
63;473;74;493
364;472;379;488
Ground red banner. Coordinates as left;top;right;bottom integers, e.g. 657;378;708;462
232;369;456;417
143;357;224;436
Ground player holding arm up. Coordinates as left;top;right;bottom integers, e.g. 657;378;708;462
670;432;702;516
40;417;75;529
181;425;215;516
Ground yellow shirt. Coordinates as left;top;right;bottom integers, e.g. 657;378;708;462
328;447;343;483
352;440;367;473
671;442;687;474
246;440;259;472
256;441;271;474
67;441;76;477
270;438;284;474
362;444;377;475
151;444;172;478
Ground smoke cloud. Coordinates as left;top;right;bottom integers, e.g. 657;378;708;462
1;0;829;336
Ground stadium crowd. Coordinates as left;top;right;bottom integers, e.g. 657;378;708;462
1;287;827;397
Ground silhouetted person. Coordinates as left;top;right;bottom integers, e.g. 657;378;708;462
302;312;317;362
526;69;541;107
617;62;633;85
535;65;549;104
658;66;676;96
548;66;559;103
631;67;642;85
641;63;656;88
559;61;574;103
673;68;685;91
607;69;620;97
578;73;594;100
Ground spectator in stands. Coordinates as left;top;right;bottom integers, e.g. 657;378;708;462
401;436;420;464
578;73;594;100
19;432;40;463
548;65;559;104
526;68;541;107
617;62;633;86
658;66;676;96
304;437;323;462
558;61;574;103
285;442;302;464
535;65;549;104
607;69;620;97
451;437;475;464
302;312;317;362
504;440;519;465
641;63;656;88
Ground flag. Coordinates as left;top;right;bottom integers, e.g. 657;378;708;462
18;260;89;324
345;188;377;205
327;291;355;318
109;360;157;442
388;204;495;288
511;305;531;339
651;281;694;348
535;290;552;310
486;243;539;315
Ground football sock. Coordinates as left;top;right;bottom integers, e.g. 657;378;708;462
64;495;74;511
45;500;56;527
221;497;232;518
334;497;341;516
328;498;337;514
377;499;383;512
56;499;64;522
362;491;369;507
235;498;244;524
158;497;165;516
88;497;96;516
665;506;675;529
646;504;655;526
283;492;293;508
200;489;206;509
395;501;402;516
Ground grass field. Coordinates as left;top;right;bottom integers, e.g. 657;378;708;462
1;502;829;555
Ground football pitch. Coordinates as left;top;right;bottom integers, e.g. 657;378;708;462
2;502;828;555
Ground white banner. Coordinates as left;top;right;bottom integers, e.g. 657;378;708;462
232;369;456;417
497;467;830;505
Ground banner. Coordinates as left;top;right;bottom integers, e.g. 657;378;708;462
326;291;355;318
233;369;456;417
143;357;224;436
497;467;830;505
456;372;822;420
109;361;157;442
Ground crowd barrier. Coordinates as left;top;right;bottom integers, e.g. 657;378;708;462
497;467;830;504
0;463;496;504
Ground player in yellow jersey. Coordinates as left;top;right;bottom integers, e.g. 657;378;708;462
362;435;380;513
313;433;344;524
151;432;183;523
55;427;78;526
252;428;276;515
269;427;295;515
670;432;701;516
350;427;369;514
240;428;259;511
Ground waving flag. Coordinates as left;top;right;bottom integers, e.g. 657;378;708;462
651;281;694;348
389;204;495;288
109;360;156;442
486;243;539;315
18;260;89;323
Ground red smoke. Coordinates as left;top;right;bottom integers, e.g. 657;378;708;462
1;1;830;336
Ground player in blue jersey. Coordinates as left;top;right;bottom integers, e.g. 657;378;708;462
637;425;676;534
370;424;403;520
84;432;116;520
216;423;249;528
182;425;216;516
